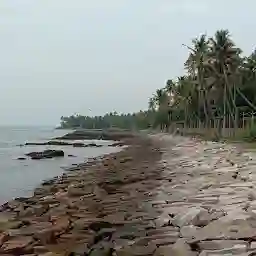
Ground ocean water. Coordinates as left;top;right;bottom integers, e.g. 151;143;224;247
0;126;120;204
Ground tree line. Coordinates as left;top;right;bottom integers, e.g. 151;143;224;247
59;111;154;130
60;29;256;137
149;29;256;137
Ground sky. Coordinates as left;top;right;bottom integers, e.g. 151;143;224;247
0;0;255;125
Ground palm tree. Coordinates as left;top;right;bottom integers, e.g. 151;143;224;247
152;89;170;130
184;34;210;126
209;29;242;135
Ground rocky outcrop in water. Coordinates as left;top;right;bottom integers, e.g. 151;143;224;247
24;141;103;148
26;149;65;160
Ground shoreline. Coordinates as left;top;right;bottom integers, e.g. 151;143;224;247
2;133;256;254
0;135;162;255
0;128;128;205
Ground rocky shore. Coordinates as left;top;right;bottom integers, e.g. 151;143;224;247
1;134;256;255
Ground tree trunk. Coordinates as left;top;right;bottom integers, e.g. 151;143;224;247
222;83;227;137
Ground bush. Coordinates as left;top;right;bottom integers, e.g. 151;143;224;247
242;124;256;142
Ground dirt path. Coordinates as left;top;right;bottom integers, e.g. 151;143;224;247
1;134;256;255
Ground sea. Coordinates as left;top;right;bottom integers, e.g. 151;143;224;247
0;126;121;205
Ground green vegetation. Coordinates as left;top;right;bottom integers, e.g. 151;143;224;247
60;29;256;138
60;111;155;130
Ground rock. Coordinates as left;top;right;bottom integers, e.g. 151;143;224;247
39;253;64;256
52;216;70;236
73;218;99;230
94;228;116;244
19;205;47;217
73;142;86;147
117;243;157;256
248;191;256;201
67;187;87;197
172;207;208;228
34;226;55;245
0;233;9;247
167;239;197;256
110;142;124;147
89;241;114;256
120;157;132;163
25;141;71;146
153;245;174;256
0;213;21;231
26;150;64;160
70;243;90;255
17;157;27;160
25;140;104;148
87;143;103;148
180;225;200;239
187;212;256;243
192;210;212;227
40;195;59;205
0;236;34;254
198;240;248;251
89;221;113;232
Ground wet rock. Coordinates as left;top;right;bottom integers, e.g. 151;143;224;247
25;141;71;146
26;150;64;160
110;142;125;147
87;143;103;148
17;157;27;160
73;142;86;147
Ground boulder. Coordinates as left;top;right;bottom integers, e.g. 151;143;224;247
87;143;103;147
17;157;26;160
26;150;64;160
73;142;86;147
172;207;208;228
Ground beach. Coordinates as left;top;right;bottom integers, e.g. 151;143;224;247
1;133;256;255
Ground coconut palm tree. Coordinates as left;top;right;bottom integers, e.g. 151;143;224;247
152;89;170;130
184;34;211;126
209;29;242;135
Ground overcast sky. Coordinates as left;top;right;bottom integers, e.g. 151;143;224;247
0;0;255;125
